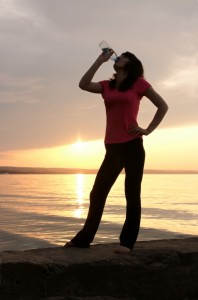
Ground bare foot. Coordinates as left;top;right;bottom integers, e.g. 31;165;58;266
115;245;131;254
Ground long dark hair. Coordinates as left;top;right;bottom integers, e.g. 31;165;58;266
109;52;144;91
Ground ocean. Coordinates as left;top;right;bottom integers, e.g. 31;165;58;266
0;173;197;252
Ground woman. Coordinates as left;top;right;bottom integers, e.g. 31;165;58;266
65;49;168;254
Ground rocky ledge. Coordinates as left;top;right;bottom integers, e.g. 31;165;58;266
0;237;198;300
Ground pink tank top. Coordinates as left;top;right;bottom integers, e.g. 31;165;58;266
100;77;151;144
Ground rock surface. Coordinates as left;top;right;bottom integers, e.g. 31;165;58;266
0;237;198;300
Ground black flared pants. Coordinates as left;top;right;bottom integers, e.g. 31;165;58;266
71;138;145;249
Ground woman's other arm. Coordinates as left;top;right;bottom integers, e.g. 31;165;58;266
129;87;169;135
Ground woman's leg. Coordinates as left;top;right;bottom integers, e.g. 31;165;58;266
119;138;145;250
70;146;124;247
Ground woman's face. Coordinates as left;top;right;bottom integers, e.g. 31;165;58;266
113;54;130;70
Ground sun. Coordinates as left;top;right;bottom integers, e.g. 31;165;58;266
73;139;86;150
67;138;105;169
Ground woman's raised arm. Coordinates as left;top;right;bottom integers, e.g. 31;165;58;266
79;50;114;93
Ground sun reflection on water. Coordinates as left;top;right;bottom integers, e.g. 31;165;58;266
74;174;85;218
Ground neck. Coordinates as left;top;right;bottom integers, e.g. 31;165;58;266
115;70;127;88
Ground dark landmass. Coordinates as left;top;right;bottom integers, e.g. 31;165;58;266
0;237;197;300
0;166;198;174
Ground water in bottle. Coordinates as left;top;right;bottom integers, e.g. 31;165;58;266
98;40;118;61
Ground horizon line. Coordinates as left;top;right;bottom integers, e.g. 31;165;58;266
0;166;197;174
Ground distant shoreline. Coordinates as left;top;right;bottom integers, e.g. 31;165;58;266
0;166;197;175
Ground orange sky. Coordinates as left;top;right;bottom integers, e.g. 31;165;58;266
1;125;198;171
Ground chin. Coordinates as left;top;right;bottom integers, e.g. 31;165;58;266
113;64;119;71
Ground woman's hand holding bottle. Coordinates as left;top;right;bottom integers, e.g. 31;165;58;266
98;40;118;62
97;49;115;63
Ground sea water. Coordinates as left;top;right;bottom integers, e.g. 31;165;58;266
0;173;197;252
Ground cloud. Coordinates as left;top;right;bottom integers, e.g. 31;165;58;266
161;56;198;91
0;0;198;151
155;54;198;126
0;73;44;103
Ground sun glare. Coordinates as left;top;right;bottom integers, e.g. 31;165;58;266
74;174;85;218
73;139;86;150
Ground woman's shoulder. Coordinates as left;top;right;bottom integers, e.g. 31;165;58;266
99;79;110;86
99;80;110;92
134;77;151;95
135;77;151;88
135;76;150;86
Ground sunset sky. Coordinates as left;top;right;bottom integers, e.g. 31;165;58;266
0;0;198;171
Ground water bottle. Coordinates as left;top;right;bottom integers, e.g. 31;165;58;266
98;40;118;61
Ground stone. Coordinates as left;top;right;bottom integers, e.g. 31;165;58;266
0;237;198;300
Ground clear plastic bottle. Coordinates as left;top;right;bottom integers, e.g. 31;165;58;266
98;40;118;61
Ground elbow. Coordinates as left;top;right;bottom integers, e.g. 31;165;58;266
79;82;85;90
160;102;169;114
79;81;87;91
164;102;169;113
